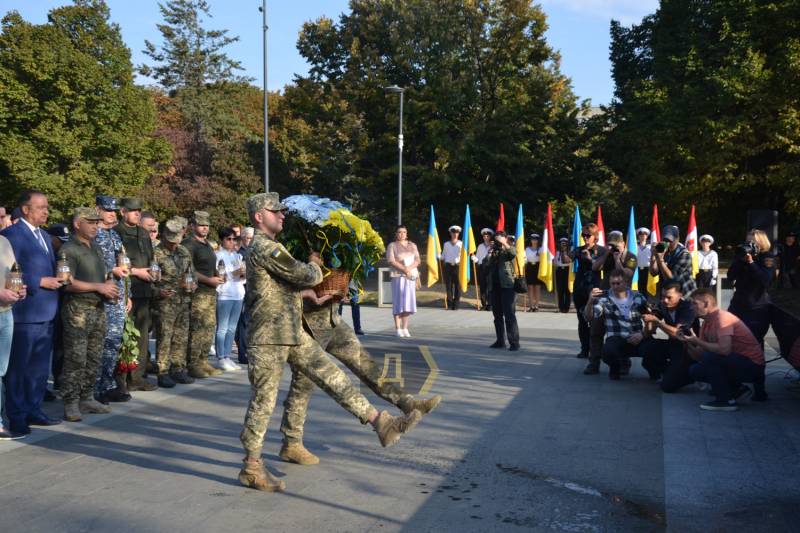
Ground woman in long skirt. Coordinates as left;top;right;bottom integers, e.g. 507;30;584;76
386;225;420;337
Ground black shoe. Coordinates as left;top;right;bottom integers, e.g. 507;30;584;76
508;344;520;352
238;357;248;364
101;388;132;403
0;428;26;440
43;389;57;402
8;422;30;435
158;373;176;388
27;413;62;426
95;393;110;405
583;364;600;375
170;369;195;384
620;360;632;376
354;329;365;336
700;400;738;412
576;352;588;359
490;341;506;349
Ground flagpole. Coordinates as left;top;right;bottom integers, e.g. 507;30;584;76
472;259;481;310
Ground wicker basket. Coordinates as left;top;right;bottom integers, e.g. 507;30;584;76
313;268;350;300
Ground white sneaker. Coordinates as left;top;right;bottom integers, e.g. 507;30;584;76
209;345;217;357
211;357;227;370
396;329;404;337
222;358;240;371
402;329;411;337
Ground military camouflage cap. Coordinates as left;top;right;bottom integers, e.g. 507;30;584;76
174;216;188;230
607;230;624;244
162;218;184;243
247;192;287;215
73;206;102;221
192;210;210;226
120;197;143;211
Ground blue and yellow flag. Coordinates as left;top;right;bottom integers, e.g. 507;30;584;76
426;205;442;288
626;206;639;290
458;205;477;292
569;205;583;292
514;204;525;276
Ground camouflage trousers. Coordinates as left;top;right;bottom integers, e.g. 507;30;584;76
188;288;216;368
61;298;106;403
95;298;126;395
240;329;378;458
155;296;191;373
281;321;410;444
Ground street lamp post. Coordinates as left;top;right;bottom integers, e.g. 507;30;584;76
384;85;405;226
260;1;269;192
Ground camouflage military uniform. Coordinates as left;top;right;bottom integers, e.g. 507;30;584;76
240;229;378;458
94;226;127;395
280;301;410;444
188;287;216;368
153;242;193;372
60;237;108;404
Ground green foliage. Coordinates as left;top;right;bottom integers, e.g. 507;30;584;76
602;0;800;243
0;0;169;220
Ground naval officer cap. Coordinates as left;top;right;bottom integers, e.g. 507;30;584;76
448;225;461;233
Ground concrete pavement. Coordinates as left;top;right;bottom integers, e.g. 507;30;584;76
1;306;799;532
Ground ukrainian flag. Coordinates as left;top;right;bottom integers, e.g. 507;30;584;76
458;205;476;292
626;206;639;290
514;204;525;276
569;205;583;292
426;205;441;288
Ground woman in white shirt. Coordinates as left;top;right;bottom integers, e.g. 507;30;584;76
525;233;543;311
696;234;718;288
214;227;246;371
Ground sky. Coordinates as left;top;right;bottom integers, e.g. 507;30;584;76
2;0;659;106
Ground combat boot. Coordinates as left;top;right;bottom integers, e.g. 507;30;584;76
399;395;442;416
238;458;286;492
202;360;224;377
279;441;320;465
64;402;82;422
79;398;112;414
171;368;196;384
157;373;176;388
374;409;422;448
188;365;210;379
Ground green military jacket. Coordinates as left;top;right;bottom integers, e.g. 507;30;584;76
302;299;340;347
486;245;517;291
61;237;106;303
114;222;154;298
154;243;194;304
246;231;323;346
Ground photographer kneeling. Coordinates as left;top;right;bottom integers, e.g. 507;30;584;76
584;269;648;380
639;280;698;391
680;289;767;411
728;229;777;347
487;231;520;351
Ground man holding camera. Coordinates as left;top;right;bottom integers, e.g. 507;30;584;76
680;288;766;411
639;280;698;391
571;223;606;365
649;225;696;298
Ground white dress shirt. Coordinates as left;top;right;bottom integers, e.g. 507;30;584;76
475;242;490;264
698;250;719;285
525;247;540;264
441;240;462;264
637;243;651;268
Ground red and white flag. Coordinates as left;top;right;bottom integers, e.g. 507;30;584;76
647;204;661;296
538;203;556;291
685;205;699;277
596;205;606;247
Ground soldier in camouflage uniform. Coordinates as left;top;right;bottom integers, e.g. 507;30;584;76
153;218;196;388
238;193;423;492
279;292;442;465
61;207;120;422
93;196;131;403
182;211;224;379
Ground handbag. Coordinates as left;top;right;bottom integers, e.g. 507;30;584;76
512;260;527;294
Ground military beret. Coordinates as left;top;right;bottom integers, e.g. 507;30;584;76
120;197;143;211
162;218;184;244
73;206;102;221
46;223;70;242
246;192;287;215
192;210;211;226
95;195;118;211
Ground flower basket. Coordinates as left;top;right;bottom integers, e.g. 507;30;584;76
313;268;351;300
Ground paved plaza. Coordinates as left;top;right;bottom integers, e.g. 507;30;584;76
1;306;799;532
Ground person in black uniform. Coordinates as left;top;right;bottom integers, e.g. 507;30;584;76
777;231;799;288
554;237;571;313
571;223;606;365
728;229;777;347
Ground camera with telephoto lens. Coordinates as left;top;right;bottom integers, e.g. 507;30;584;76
735;241;759;260
678;324;693;336
654;242;668;254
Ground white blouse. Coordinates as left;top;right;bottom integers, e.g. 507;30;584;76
525;247;541;264
698;250;719;284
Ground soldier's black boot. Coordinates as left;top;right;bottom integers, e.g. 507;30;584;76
157;373;176;388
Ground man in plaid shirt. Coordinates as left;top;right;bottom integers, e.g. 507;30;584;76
584;269;648;380
650;225;696;298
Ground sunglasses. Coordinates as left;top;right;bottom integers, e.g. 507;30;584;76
224;236;237;241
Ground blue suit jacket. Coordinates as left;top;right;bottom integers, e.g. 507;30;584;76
1;222;58;323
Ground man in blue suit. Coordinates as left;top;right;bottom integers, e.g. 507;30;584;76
1;190;63;434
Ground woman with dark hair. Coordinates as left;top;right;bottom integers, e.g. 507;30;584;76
525;233;543;311
213;227;245;371
386;225;419;337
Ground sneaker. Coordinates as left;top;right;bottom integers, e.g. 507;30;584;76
211;357;227;370
402;329;411;338
396;329;404;337
0;428;25;440
222;358;240;371
583;364;600;375
700;400;738;412
695;381;711;392
734;385;753;403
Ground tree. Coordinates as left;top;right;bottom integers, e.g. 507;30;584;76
0;0;168;220
601;0;800;243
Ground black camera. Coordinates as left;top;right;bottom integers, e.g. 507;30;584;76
735;241;759;259
654;242;668;253
678;324;693;336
